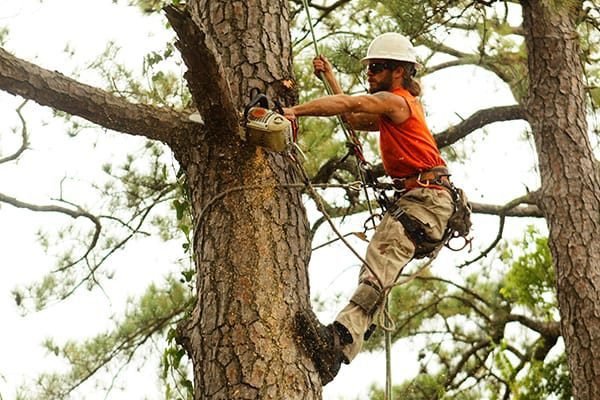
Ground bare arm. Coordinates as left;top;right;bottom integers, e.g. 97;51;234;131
312;55;379;131
283;92;409;128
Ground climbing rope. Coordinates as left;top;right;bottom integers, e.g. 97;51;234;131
192;165;386;290
297;0;391;307
298;2;396;398
299;0;379;228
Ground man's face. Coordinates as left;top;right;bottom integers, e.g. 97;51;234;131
366;60;395;93
368;71;393;94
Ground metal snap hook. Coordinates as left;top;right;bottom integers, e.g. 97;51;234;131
348;181;363;192
391;178;405;193
416;172;431;188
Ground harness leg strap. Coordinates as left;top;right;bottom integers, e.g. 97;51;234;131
350;280;383;315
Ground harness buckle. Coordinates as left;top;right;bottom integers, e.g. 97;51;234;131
416;172;431;188
363;213;382;231
391;177;407;193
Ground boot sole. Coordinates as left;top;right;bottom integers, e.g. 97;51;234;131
295;310;330;355
294;310;339;384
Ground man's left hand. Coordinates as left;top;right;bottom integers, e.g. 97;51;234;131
282;107;297;121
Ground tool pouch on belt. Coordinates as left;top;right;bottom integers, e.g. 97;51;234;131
446;186;472;239
398;212;441;258
390;187;472;257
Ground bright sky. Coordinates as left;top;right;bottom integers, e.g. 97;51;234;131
0;2;181;398
0;1;543;400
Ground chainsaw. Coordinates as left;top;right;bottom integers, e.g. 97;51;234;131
239;92;296;153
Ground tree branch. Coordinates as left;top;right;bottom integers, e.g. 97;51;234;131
0;191;99;222
414;275;491;306
435;105;527;148
0;100;29;164
426;56;483;75
0;48;199;145
459;192;542;267
290;0;353;30
471;201;542;217
445;339;492;386
508;313;561;338
0;191;102;270
419;37;473;61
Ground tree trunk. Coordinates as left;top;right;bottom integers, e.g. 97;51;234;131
169;1;320;398
522;1;600;398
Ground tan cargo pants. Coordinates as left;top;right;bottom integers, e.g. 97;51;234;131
335;187;454;362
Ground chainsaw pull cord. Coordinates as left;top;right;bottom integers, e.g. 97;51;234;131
300;2;392;397
274;99;299;143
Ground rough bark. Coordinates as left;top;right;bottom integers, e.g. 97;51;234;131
174;141;315;399
522;1;600;398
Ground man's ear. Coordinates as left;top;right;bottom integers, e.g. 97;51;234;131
393;66;405;80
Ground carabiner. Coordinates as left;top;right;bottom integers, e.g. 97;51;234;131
348;181;363;192
391;178;406;193
446;234;473;252
363;213;382;231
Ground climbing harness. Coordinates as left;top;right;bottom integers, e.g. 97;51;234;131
377;168;473;257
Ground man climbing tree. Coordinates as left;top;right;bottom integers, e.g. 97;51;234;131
283;32;469;385
0;0;599;399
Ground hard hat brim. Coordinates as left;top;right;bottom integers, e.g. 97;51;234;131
361;56;421;69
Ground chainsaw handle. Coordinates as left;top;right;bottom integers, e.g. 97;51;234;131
244;89;269;121
273;99;285;114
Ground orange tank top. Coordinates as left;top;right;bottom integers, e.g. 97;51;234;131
378;87;445;178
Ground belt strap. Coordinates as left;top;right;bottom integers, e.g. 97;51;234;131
392;166;451;191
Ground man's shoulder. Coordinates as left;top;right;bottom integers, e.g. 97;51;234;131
377;89;411;123
389;87;412;98
376;90;410;108
372;90;406;103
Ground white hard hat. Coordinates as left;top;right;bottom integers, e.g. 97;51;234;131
361;33;418;64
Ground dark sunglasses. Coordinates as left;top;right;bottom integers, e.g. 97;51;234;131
366;61;398;74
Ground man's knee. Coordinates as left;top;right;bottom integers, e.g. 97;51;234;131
350;280;383;315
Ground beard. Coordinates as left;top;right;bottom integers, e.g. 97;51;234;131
368;73;393;94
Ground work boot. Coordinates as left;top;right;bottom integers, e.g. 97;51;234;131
294;309;351;385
